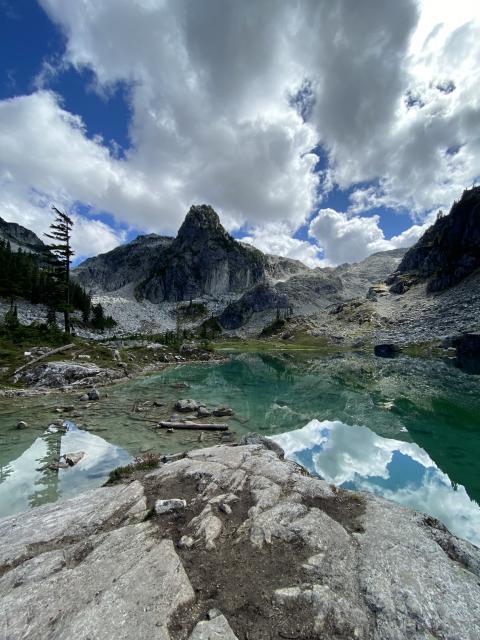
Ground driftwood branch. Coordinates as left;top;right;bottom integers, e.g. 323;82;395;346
14;343;75;376
157;421;229;431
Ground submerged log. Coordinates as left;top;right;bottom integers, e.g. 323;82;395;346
157;421;229;431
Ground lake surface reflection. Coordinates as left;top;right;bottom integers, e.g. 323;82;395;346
273;419;480;546
0;422;130;518
1;351;479;545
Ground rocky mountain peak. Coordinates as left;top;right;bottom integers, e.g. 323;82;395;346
140;204;266;302
181;204;221;229
175;204;230;246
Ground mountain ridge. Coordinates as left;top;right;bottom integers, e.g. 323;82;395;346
0;216;49;258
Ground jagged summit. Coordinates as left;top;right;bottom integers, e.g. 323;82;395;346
140;205;266;302
178;204;224;237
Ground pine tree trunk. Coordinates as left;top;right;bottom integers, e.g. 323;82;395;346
64;243;71;334
64;309;70;334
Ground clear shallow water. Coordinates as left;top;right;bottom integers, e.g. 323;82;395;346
1;352;479;545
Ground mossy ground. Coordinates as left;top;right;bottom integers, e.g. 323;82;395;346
212;331;350;352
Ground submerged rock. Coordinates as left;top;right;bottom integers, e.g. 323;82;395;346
87;388;100;401
374;343;401;358
63;451;86;467
212;405;234;417
175;399;199;412
46;423;67;434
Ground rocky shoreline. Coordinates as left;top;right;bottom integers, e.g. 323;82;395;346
0;346;226;399
1;435;479;639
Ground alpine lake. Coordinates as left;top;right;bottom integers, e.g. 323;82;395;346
1;350;480;547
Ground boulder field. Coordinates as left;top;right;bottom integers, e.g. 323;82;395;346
1;436;479;639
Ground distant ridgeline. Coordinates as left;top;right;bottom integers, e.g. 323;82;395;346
387;186;480;294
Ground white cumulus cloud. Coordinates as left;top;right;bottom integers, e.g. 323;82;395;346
0;0;478;264
240;224;322;268
309;208;434;265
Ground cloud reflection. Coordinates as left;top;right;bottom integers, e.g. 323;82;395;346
272;419;480;546
0;428;130;518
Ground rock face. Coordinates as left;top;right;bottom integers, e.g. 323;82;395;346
219;283;289;329
334;248;406;299
68;202;412;333
73;233;174;292
140;205;266;302
0;215;49;257
15;360;125;388
1;440;479;639
388;186;480;293
264;253;309;281
218;251;402;331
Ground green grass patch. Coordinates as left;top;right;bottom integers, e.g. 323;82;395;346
0;322;128;386
106;452;161;484
213;332;347;352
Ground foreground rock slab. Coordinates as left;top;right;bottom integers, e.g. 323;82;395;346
1;438;480;639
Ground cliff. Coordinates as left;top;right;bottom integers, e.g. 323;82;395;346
388;186;480;293
74;233;174;292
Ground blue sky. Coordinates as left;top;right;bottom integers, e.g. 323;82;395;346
0;1;479;265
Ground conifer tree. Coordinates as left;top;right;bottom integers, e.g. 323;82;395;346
44;206;74;334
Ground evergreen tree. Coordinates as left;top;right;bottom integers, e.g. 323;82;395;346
90;303;116;330
44;206;74;334
4;302;19;330
0;236;95;328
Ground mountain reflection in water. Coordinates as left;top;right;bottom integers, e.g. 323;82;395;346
273;419;480;546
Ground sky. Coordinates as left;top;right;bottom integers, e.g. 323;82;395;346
0;0;479;266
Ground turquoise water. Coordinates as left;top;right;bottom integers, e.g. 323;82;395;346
1;352;479;545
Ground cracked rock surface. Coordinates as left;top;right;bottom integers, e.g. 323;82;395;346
1;439;479;639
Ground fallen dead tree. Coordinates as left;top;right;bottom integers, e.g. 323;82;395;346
14;344;76;376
